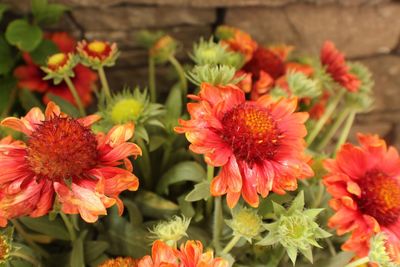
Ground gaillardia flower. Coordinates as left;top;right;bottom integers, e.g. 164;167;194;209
14;32;97;107
77;40;119;69
175;83;313;207
0;102;141;225
138;240;228;267
320;41;360;92
99;257;139;267
41;52;78;84
323;134;400;262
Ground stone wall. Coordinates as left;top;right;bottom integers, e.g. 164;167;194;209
4;0;400;145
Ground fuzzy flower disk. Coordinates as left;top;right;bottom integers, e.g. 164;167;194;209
323;133;400;262
0;102;141;225
175;83;313;208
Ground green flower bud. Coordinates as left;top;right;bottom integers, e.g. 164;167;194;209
369;233;399;267
150;35;178;64
41;53;78;84
345;62;374;112
257;191;331;265
187;64;244;86
226;206;263;243
149;216;191;246
286;71;321;98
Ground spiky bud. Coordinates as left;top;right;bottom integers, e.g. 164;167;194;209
77;40;119;69
226;206;264;243
369;233;399;267
41;53;78;84
187;64;244;86
149;216;191;247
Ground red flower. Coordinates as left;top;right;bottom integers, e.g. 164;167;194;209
175;83;313;207
14;32;97;107
138;240;228;267
0;102;141;225
241;46;313;100
323;134;400;262
320;41;360;92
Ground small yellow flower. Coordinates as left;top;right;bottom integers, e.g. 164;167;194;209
41;52;78;84
77;40;119;69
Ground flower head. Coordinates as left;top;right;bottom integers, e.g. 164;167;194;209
226;206;263;242
149;216;191;246
257;192;331;264
323;134;400;262
14;32;97;107
138;240;228;267
41;52;78;84
187;64;244;86
216;25;258;63
0;102;141;225
150;35;178;64
320;41;361;92
369;233;399;267
175;83;313;208
99;257;139;267
77;40;119;69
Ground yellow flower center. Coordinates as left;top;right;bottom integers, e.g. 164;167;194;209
111;98;144;124
88;41;107;53
47;53;67;66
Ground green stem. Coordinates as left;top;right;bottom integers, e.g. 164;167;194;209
1;86;18;118
221;235;241;255
344;257;369;267
60;212;77;242
149;56;156;102
315;107;350;151
12;220;50;259
206;165;215;218
312;180;325;208
306;89;345;146
98;66;112;100
10;251;42;266
207;165;214;181
168;56;188;98
63;75;86;116
212;196;223;253
335;110;356;155
136;138;152;189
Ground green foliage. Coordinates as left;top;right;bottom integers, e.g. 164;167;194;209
136;30;165;49
185;181;211;202
0;36;14;75
30;40;59;66
0;4;9;23
47;93;80;118
19;216;70;241
31;0;68;25
5;19;43;52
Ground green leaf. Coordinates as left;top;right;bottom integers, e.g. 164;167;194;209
46;93;80;118
84;241;109;264
185;180;211;202
149;135;166;152
19;216;70;240
30;39;59;66
0;35;14;75
134;191;179;219
0;76;16;114
70;230;87;267
288;191;305;214
0;4;9;23
123;199;143;226
178;194;195;218
164;85;182;130
156;161;206;194
317;251;354;267
32;0;68;25
19;89;44;112
5;19;43;52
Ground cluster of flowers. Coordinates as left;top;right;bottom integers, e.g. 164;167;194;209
0;24;398;267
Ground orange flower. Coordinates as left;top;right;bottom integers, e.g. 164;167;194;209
323;134;400;262
99;257;139;267
320;41;360;92
137;240;228;267
175;83;313;207
217;25;258;63
0;102;141;226
14;32;97;107
242;46;313;100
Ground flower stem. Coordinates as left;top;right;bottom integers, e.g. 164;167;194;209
149;56;156;102
344;257;369;267
168;56;188;98
206;165;215;218
60;212;77;242
98;66;112;100
207;165;214;181
315;107;350;152
335;109;356;155
11;219;50;259
212;196;223;252
306;89;345;146
63;75;86;116
221;235;241;255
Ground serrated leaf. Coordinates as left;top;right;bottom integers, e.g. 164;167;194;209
134;191;179;219
70;230;87;267
46;93;80;118
288;191;305;214
156;161;206;194
0;35;14;75
30;39;59;66
5;19;43;52
19;216;70;241
185;180;211;202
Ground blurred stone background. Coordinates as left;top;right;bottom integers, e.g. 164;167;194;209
3;0;400;145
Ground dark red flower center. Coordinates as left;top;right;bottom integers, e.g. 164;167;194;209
221;102;280;165
357;170;400;226
243;47;285;80
26;117;98;180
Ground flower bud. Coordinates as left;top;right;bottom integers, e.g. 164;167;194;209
77;40;119;69
150;35;178;64
41;52;78;84
149;216;191;247
187;64;244;86
226;206;263;243
369;233;398;267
